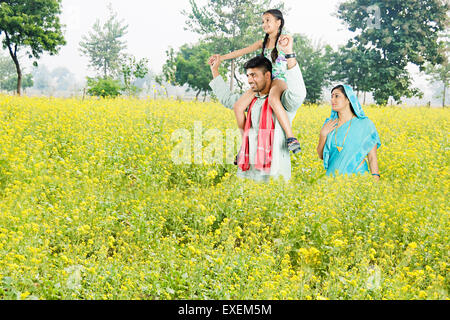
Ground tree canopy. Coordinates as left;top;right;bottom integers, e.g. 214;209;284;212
79;4;128;79
0;0;66;95
337;0;449;105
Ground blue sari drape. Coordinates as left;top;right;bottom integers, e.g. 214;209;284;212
323;85;381;176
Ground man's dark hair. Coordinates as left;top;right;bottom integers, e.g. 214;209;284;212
244;56;272;75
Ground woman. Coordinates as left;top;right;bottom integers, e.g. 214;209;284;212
317;85;381;180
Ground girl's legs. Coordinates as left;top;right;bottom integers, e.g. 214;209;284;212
268;79;293;137
269;79;301;153
233;89;256;165
234;89;256;137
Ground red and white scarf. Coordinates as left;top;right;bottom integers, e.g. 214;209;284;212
237;97;275;173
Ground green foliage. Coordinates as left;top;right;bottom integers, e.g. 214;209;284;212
183;0;286;90
158;48;177;86
424;34;449;106
337;0;449;105
292;34;333;104
330;44;376;95
0;52;32;92
1;73;33;92
164;42;227;99
86;77;122;98
121;55;149;96
0;0;66;95
79;4;128;78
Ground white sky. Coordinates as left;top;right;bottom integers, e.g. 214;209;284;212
8;0;440;104
36;0;354;79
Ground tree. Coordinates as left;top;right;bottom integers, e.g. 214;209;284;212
32;64;52;92
166;42;227;101
425;57;449;107
425;32;449;107
0;0;66;95
0;51;32;93
337;0;449;105
79;4;128;78
330;43;380;104
1;73;32;93
86;77;121;98
292;34;333;104
182;0;285;91
51;66;75;91
120;55;149;96
155;48;177;97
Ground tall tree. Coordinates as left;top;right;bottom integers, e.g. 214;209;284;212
0;0;66;95
120;55;149;96
155;47;177;97
79;4;128;78
425;57;449;107
330;42;380;104
337;0;449;105
425;31;449;107
182;0;285;91
0;51;32;93
166;42;227;101
292;34;333;104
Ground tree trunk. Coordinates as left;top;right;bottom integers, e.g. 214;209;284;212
443;83;446;107
5;35;22;96
195;89;201;100
363;92;367;105
14;60;22;96
230;59;236;91
203;91;207;102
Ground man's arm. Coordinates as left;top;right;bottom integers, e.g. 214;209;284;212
277;35;307;112
209;57;241;110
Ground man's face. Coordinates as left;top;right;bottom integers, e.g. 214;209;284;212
246;67;271;93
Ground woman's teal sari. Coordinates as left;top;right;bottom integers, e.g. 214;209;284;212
323;85;381;176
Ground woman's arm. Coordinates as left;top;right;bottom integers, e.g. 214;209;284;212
221;41;263;61
367;145;380;181
317;119;338;160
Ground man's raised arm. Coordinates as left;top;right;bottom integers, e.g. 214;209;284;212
208;56;241;110
277;35;307;112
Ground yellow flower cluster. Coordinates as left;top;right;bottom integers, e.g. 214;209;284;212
0;95;448;300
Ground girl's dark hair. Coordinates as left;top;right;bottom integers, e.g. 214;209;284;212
332;85;357;116
261;9;284;63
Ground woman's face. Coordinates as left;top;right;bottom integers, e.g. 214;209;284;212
262;13;281;35
331;89;350;113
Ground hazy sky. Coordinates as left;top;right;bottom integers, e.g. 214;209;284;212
8;0;439;104
36;0;354;79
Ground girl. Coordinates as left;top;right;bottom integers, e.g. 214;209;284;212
209;9;302;154
317;85;381;180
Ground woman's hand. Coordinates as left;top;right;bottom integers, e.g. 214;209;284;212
320;119;338;138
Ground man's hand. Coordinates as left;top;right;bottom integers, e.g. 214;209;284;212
209;55;221;79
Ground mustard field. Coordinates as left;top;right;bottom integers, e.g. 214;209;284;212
0;95;448;300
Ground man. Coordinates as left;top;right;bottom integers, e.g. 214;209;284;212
209;35;307;182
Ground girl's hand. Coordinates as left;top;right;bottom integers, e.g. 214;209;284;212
320;119;338;138
208;54;221;65
278;34;294;54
